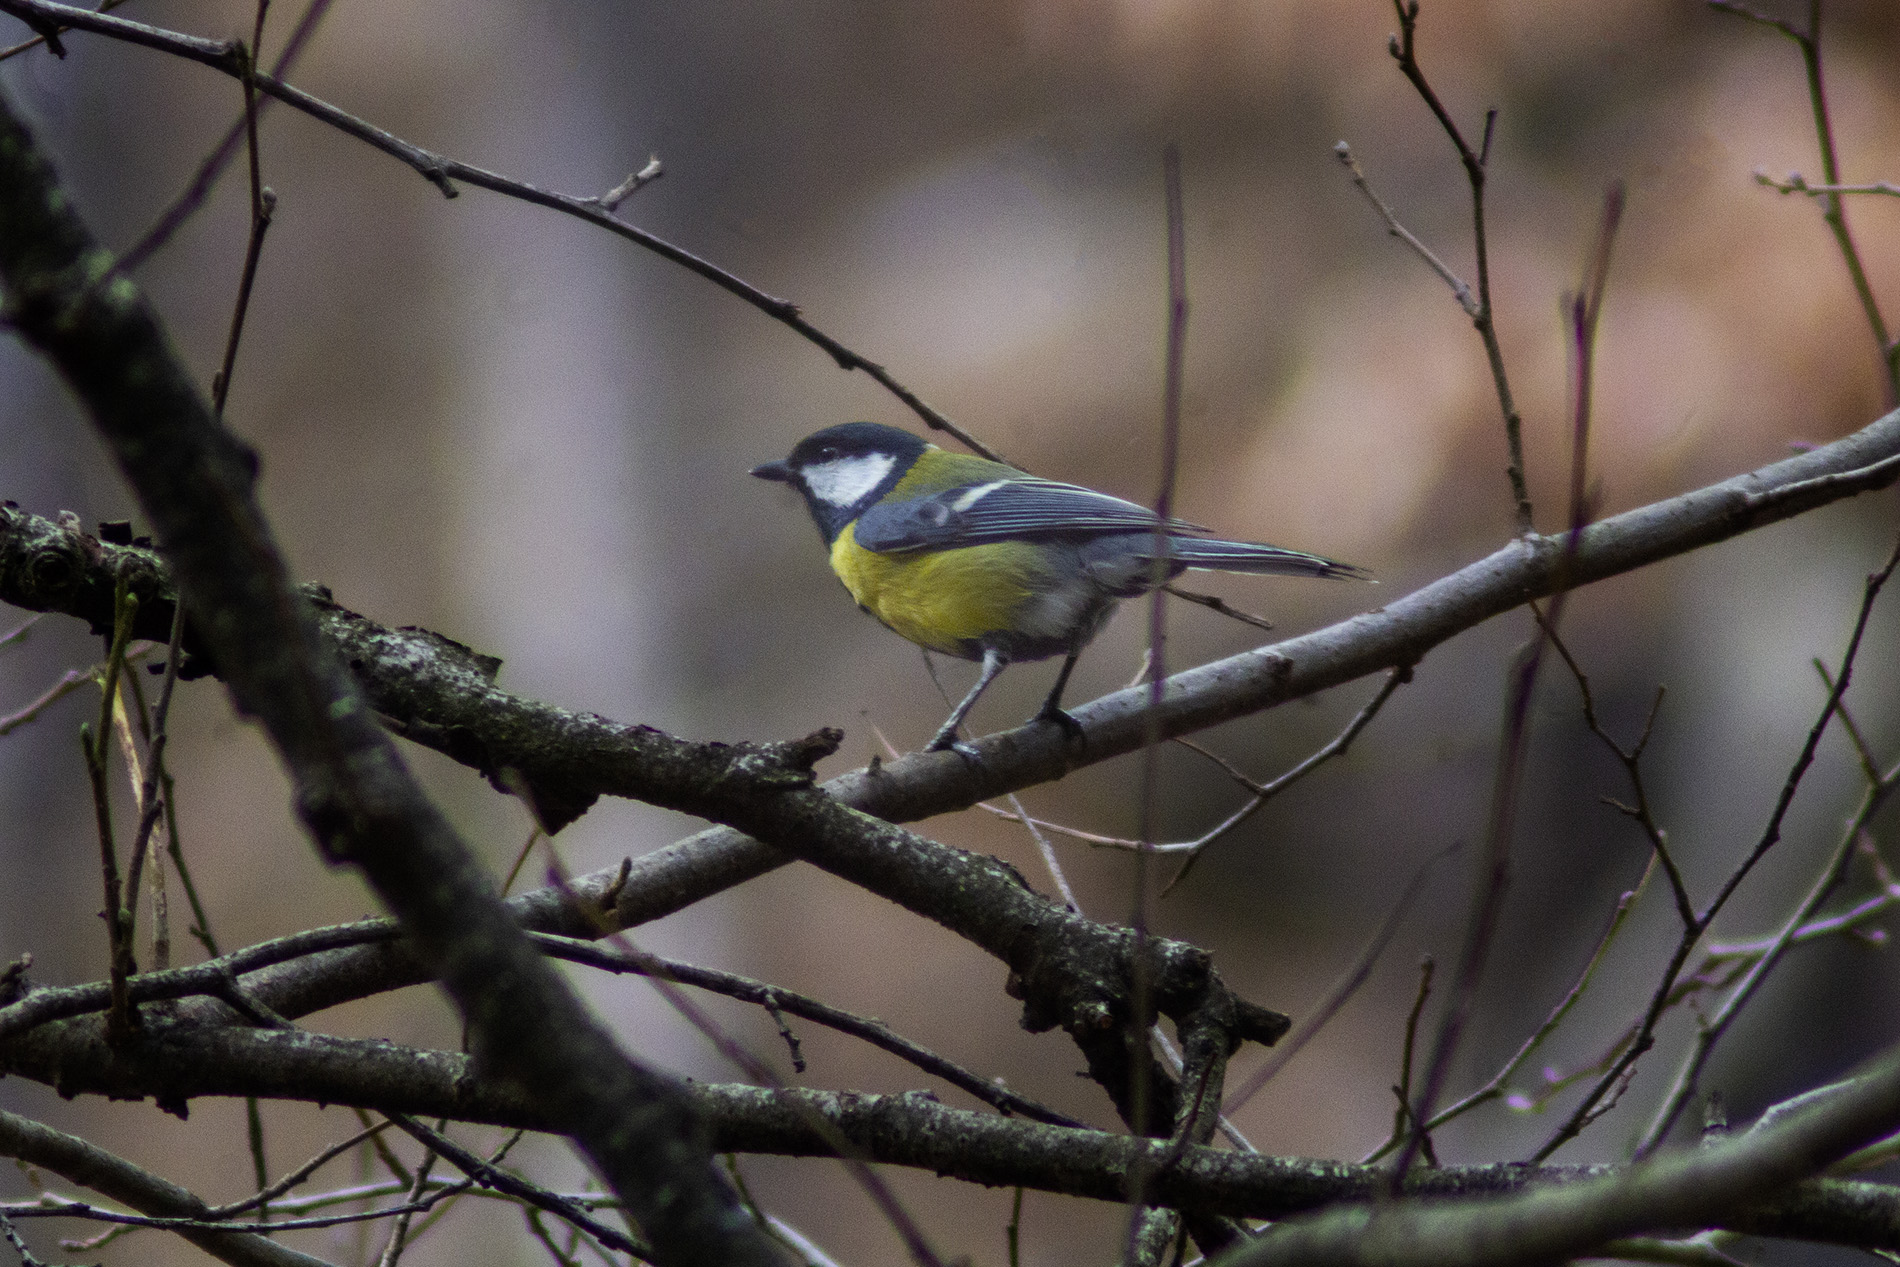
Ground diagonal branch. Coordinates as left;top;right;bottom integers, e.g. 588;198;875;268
0;81;784;1267
0;1108;334;1267
6;411;1900;1056
1217;1038;1900;1266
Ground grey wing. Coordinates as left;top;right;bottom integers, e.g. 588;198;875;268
853;476;1208;553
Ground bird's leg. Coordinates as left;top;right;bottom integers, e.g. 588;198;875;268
1031;648;1086;745
926;647;1008;755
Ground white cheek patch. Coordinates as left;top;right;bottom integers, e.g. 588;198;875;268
803;454;896;508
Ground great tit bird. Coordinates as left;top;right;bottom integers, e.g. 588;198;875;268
753;422;1366;753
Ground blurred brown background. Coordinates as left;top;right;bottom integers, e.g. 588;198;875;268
5;0;1900;1262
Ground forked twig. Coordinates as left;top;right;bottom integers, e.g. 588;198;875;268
1714;0;1897;402
0;0;123;59
1370;957;1436;1165
1532;532;1900;1161
1162;665;1409;890
1334;141;1476;317
1384;0;1531;530
1392;177;1622;1177
117;0;332;273
528;837;950;1267
1630;543;1900;1155
1366;856;1655;1159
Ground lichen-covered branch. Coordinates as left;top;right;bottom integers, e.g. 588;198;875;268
0;82;783;1267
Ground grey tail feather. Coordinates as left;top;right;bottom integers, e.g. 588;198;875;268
1153;537;1371;580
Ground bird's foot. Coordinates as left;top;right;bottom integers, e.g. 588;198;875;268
924;732;984;763
1034;704;1086;749
924;721;982;760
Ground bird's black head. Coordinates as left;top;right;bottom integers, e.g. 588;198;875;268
752;422;931;542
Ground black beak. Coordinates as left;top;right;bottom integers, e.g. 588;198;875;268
750;460;795;483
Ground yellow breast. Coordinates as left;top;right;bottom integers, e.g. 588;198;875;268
830;523;1038;657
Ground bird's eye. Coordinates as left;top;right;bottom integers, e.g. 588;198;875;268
816;446;839;462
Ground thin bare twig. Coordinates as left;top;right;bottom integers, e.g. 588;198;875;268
1393;177;1622;1178
1160;583;1276;632
1333;141;1477;316
1390;633;1543;1186
0;644;155;736
1386;0;1532;530
995;764;1257;1161
1162;666;1409;890
1630;541;1900;1156
208;49;276;417
187;6;285;1184
1565;181;1623;535
1698;542;1897;920
1152;1026;1257;1153
1756;169;1900;200
1367;856;1656;1160
12;1184;475;1237
116;0;331;273
533;933;1083;1128
1368;957;1436;1165
1122;143;1188;1264
499;824;545;896
0;0;1010;463
588;155;663;210
977;803;1147;848
115;597;186;976
373;1134;436;1267
383;1118;625;1260
81;578;140;1042
205;1120;395;1219
0;0;125;60
1007;792;1081;911
133;598;273;1194
1708;834;1900;960
1223;843;1450;1115
1814;659;1880;784
109;681;150;950
1714;0;1897;403
1539;616;1692;923
1529;532;1900;1162
530;844;950;1267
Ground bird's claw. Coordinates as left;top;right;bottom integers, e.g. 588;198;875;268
924;733;984;763
1036;705;1085;748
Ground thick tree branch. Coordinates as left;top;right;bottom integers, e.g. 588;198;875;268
1214;1041;1900;1266
0;504;1293;1133
6;1021;1900;1253
13;417;1899;850
0;1107;334;1267
0;84;783;1267
7;412;1899;1128
9;410;1899;848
